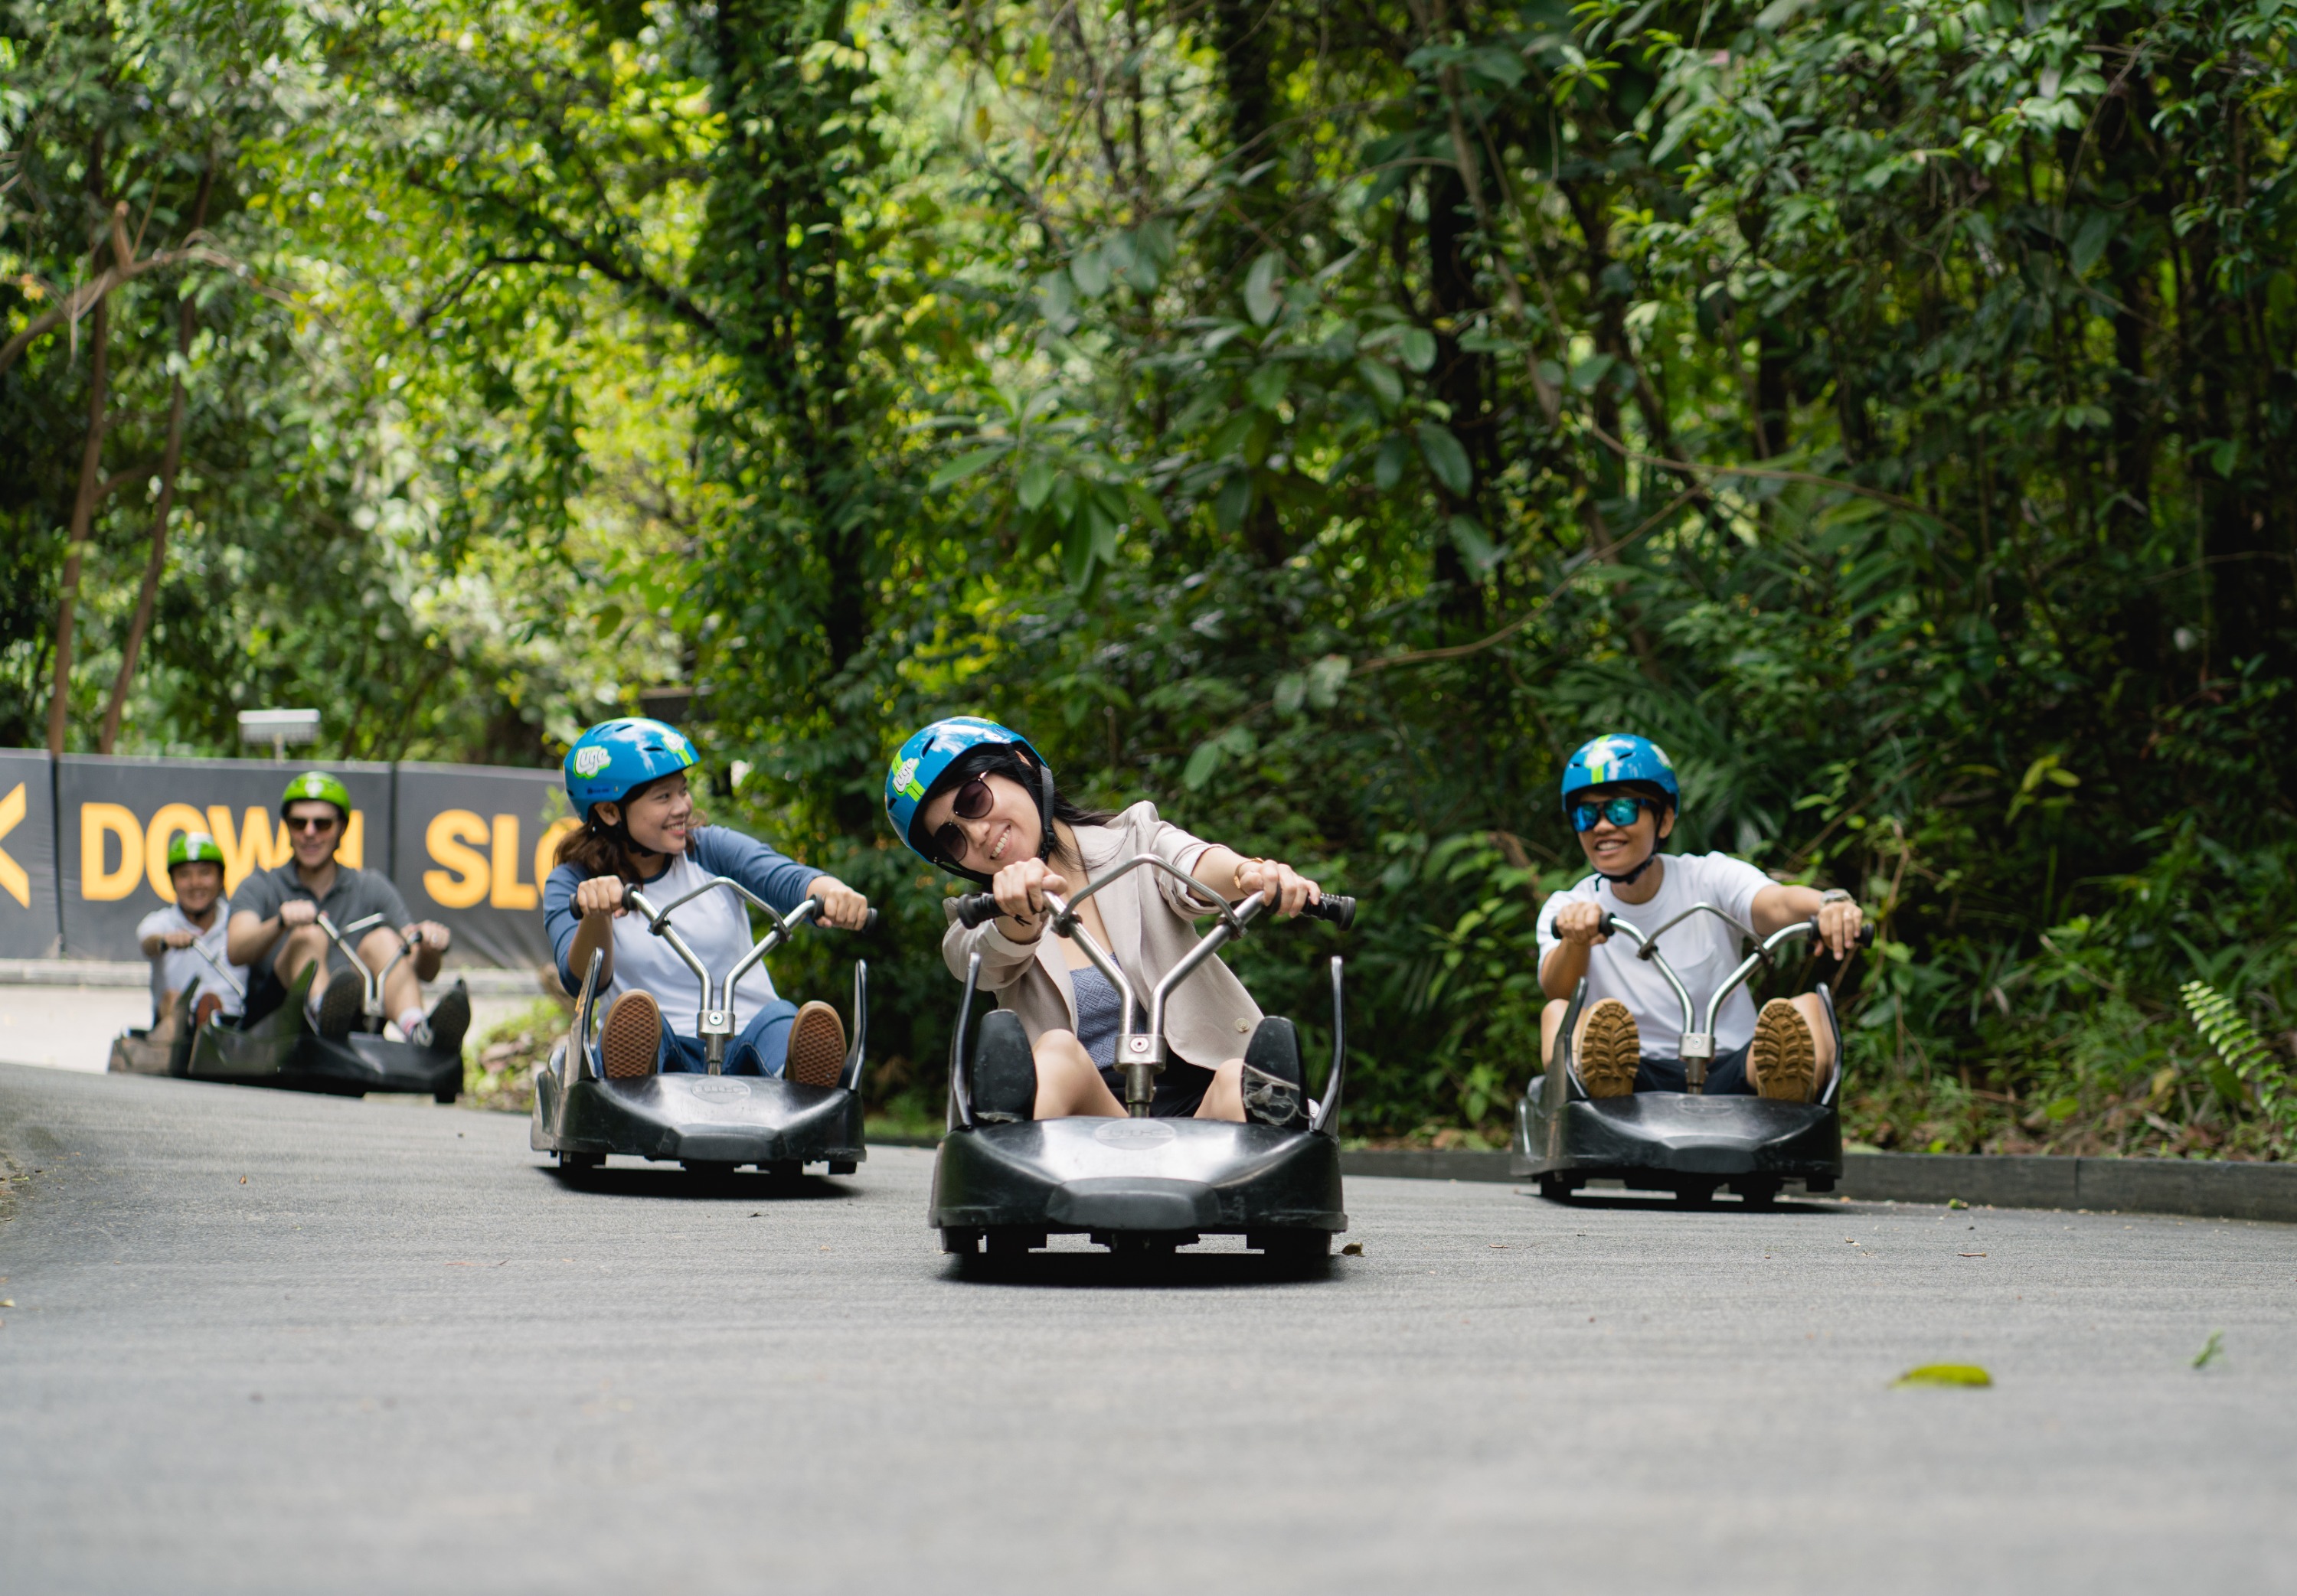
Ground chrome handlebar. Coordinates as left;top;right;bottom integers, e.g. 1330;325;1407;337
619;877;876;1072
949;853;1355;1118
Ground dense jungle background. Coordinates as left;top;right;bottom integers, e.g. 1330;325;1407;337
6;0;2295;1153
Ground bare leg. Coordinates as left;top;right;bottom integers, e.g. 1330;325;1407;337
1194;1059;1247;1121
1540;999;1569;1066
1788;993;1838;1091
274;925;331;1004
361;926;420;1021
1031;1029;1124;1118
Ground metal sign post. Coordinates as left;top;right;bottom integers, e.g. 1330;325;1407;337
237;709;320;762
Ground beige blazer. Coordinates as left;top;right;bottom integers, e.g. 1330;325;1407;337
940;801;1263;1067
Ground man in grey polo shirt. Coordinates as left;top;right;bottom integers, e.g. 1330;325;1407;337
227;769;469;1053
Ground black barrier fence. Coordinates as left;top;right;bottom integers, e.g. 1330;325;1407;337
1;751;577;968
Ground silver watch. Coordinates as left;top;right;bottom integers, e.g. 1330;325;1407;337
1818;889;1853;906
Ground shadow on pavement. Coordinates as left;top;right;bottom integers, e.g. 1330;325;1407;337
946;1252;1337;1288
540;1164;856;1201
1527;1190;1844;1215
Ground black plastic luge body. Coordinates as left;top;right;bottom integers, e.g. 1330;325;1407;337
531;886;873;1175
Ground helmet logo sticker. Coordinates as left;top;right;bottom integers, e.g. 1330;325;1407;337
889;756;923;801
573;746;613;777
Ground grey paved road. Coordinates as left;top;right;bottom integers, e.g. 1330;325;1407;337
4;1061;2294;1594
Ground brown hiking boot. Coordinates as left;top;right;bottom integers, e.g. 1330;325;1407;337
784;1000;848;1088
599;991;662;1079
1750;999;1818;1102
1577;999;1640;1098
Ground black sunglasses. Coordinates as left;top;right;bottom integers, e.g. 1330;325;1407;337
288;814;340;834
932;777;995;864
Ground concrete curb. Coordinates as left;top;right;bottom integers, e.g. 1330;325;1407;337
1328;1148;2297;1224
0;956;551;997
868;1137;2297;1224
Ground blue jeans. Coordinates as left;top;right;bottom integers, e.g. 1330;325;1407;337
591;997;799;1077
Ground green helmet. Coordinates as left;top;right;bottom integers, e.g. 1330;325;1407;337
280;769;351;822
167;830;226;872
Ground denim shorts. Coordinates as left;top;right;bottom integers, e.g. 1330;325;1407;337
1633;1042;1754;1095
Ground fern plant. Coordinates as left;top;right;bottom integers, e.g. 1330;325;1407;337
2181;981;2295;1157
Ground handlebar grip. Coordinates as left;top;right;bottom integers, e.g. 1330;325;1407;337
863;907;880;932
1599;912;1620;935
1806;917;1876;949
952;893;1001;929
1301;894;1356;930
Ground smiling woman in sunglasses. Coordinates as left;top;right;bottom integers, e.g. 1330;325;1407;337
884;716;1325;1123
1536;733;1866;1102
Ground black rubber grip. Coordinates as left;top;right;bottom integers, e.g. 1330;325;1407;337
952;893;1001;929
1856;923;1875;948
1302;893;1357;929
863;907;880;932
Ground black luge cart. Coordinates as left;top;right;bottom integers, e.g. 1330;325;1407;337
179;912;465;1101
1513;907;1870;1205
931;853;1354;1264
531;882;872;1179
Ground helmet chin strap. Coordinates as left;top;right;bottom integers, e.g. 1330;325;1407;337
1599;851;1661;887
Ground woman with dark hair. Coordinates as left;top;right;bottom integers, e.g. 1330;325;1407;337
544;718;869;1083
884;716;1325;1121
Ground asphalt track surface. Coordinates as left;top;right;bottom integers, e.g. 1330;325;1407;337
4;1062;2295;1594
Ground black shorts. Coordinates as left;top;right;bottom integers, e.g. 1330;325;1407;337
1097;1060;1217;1118
1632;1043;1755;1095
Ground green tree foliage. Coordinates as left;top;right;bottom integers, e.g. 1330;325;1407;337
5;0;2292;1150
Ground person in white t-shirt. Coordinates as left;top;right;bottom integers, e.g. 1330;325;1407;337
136;830;247;1036
1534;734;1866;1101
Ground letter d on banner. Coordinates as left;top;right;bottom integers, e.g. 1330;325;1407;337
80;803;143;900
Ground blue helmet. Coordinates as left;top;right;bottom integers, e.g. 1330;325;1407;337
885;716;1050;874
564;718;699;821
1560;733;1679;814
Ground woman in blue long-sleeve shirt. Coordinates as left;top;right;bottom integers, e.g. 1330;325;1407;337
541;718;870;1083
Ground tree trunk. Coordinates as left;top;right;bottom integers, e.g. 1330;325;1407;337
49;139;112;757
99;167;212;756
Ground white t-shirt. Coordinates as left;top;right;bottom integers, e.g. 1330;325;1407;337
135;902;246;1020
1534;852;1774;1059
597;851;779;1037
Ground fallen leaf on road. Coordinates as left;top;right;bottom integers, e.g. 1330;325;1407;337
2193;1330;2225;1369
1958;1252;1987;1258
239;1177;247;1185
1340;1242;1363;1256
1893;1364;1992;1389
1946;1197;1969;1210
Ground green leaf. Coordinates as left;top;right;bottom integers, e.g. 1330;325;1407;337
1071;245;1111;299
1247;361;1291;411
1449;514;1500;573
1018;459;1056;510
1374;436;1411;490
1417;423;1472;495
929;444;1008;490
1570;353;1614;393
1400;327;1436;373
1306;653;1350;708
2069;210;2112;277
1354;357;1402;410
1893;1364;1991;1389
1035;271;1077;328
1215;473;1253;533
1273;673;1308;715
1244;253;1283;325
1183;738;1227;790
